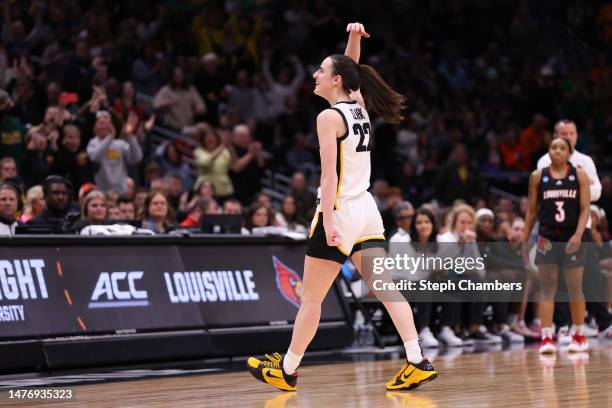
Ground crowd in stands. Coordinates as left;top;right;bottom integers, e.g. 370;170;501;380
0;0;610;236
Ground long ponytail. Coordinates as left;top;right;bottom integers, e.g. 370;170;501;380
357;64;405;124
330;54;405;124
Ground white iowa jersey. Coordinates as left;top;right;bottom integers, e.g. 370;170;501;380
318;100;372;204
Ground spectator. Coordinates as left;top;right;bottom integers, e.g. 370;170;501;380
389;201;415;242
155;141;193;191
229;124;266;205
28;175;71;226
11;76;45;126
78;182;97;208
179;198;218;228
371;179;389;211
50;124;93;195
117;198;136;220
438;204;492;344
380;187;404;237
0;89;25;168
254;191;272;209
289;171;316;222
21;125;57;188
434;144;482;205
274;195;307;233
223;198;243;215
193;53;228;125
133;187;149;217
86;111;143;194
519;114;550;162
0;182;20;235
245;203;274;232
72;190;108;232
193;124;235;199
286;133;316;174
164;172;183;211
131;44;166;97
141;190;175;234
152;66;205;131
261;54;305;119
107;203;121;220
226;70;256;121
0;156;17;182
113;81;145;124
407;207;441;348
18;185;44;224
499;127;531;171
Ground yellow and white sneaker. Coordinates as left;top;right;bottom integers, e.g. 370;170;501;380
247;352;298;391
385;359;437;391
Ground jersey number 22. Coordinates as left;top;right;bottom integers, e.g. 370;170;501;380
353;123;372;152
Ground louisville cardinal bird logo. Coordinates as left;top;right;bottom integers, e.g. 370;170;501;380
273;256;303;308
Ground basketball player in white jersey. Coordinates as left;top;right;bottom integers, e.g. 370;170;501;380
248;23;437;392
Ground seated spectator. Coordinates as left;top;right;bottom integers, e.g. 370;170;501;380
86;111;143;194
152;66;205;131
141;190;175;234
180;198;219;228
194;124;235;199
107;203;121;220
223;198;243;215
389;201;415;242
29;175;71;226
254;191;272;208
18;185;44;223
164;172;184;211
133;187;148;217
78;182;97;208
72;190;108;232
0;157;18;182
244;203;274;232
118;198;136;220
274;195;307;234
0;182;20;235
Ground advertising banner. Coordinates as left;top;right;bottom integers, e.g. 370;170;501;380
0;241;348;340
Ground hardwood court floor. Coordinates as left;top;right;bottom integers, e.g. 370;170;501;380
3;343;612;408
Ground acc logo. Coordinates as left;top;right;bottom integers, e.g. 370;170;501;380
542;176;549;183
89;271;149;309
537;236;552;254
569;175;575;181
272;256;302;308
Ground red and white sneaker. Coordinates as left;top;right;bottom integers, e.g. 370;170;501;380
539;336;557;354
567;333;589;352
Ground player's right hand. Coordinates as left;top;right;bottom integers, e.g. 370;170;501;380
324;221;342;247
346;22;370;38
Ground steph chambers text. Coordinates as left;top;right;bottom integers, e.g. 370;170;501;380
373;279;523;292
